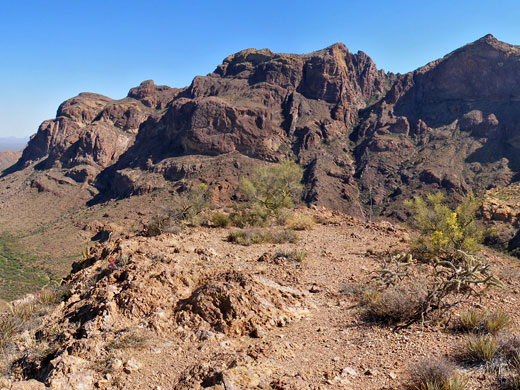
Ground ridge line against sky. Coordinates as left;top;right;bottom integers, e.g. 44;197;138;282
1;0;520;138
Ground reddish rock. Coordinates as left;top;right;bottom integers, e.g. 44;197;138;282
10;35;520;219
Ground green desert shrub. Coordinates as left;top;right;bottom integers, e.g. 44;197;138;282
211;212;231;228
404;192;484;262
229;203;271;228
237;159;303;225
366;194;500;329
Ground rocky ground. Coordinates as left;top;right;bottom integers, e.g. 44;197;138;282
2;208;519;390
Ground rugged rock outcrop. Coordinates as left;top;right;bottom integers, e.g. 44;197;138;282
88;43;389;215
10;82;179;182
352;34;520;217
7;35;520;221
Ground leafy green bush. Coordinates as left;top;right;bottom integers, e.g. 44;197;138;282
211;212;231;228
404;192;483;261
238;160;303;224
230;203;271;228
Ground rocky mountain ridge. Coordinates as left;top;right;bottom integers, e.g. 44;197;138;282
6;42;391;216
8;35;520;221
3;35;520;390
2;34;520;265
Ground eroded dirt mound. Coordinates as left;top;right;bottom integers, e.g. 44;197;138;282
7;225;311;389
176;271;309;336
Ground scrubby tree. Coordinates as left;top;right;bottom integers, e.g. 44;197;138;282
170;183;210;222
363;193;500;330
237;159;303;222
404;192;483;261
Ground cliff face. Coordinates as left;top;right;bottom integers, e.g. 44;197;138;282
354;34;520;217
14;83;179;182
8;35;520;219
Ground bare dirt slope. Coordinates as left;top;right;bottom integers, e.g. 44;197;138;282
4;209;519;390
0;151;20;171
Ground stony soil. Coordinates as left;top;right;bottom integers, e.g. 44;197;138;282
3;208;519;390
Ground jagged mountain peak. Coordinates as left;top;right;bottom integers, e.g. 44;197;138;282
452;33;520;56
6;36;520;222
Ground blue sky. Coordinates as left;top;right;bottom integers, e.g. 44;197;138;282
1;0;520;138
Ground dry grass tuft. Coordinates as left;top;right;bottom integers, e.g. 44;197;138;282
107;330;149;351
10;303;37;322
275;249;307;262
36;288;58;306
459;310;486;332
464;335;498;363
457;310;510;335
363;286;426;325
285;214;316;231
408;357;466;390
0;314;18;349
227;229;297;246
484;312;511;335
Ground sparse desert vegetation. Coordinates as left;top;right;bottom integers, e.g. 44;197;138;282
3;32;520;390
227;228;298;246
408;358;466;390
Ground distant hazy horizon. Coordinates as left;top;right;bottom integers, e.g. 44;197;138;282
2;0;520;138
0;137;28;152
